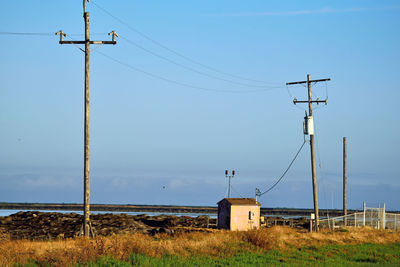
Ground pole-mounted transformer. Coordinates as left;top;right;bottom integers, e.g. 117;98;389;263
303;112;314;136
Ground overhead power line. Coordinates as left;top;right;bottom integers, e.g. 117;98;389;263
1;30;281;93
256;139;306;197
95;50;277;93
0;31;109;37
0;31;53;36
119;35;281;89
91;1;281;85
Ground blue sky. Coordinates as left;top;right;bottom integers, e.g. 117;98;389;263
0;0;399;210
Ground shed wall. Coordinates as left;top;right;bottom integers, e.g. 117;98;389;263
217;201;230;229
230;205;260;231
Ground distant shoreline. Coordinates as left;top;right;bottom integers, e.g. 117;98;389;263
0;202;360;217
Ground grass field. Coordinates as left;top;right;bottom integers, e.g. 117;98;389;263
88;243;400;266
1;226;399;266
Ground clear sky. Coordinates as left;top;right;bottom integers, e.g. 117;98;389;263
0;0;399;210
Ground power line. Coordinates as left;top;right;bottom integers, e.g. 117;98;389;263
95;50;280;94
0;31;53;36
119;35;282;89
0;31;109;37
91;0;281;85
0;29;283;93
257;139;306;196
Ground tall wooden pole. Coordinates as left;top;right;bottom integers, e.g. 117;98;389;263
286;74;330;232
56;0;117;237
343;137;347;226
307;74;319;231
83;11;90;237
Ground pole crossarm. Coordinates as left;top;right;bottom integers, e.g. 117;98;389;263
56;30;118;45
286;78;330;85
293;99;327;105
59;40;117;45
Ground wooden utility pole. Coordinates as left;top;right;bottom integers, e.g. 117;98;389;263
56;0;117;237
343;137;347;225
286;74;330;232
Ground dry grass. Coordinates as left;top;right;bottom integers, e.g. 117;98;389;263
239;226;400;250
0;227;399;266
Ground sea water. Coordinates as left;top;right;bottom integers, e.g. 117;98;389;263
0;209;217;218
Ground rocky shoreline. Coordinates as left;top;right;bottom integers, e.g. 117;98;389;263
0;211;312;240
0;211;215;240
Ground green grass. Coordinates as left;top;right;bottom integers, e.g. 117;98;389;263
22;243;400;267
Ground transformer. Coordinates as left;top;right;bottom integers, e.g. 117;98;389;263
304;115;314;135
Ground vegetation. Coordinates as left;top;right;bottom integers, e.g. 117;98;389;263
1;226;399;266
88;243;400;267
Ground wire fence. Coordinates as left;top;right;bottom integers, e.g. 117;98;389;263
386;213;400;231
319;204;399;231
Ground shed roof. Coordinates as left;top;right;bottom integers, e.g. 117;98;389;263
218;198;260;206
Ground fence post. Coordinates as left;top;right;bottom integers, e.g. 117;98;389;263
327;214;331;230
363;202;366;226
371;209;373;228
395;215;397;231
383;203;386;230
354;213;357;227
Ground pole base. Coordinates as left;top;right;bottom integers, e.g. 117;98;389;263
78;221;96;238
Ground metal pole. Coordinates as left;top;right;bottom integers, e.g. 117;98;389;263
228;176;231;198
83;10;90;237
307;74;319;232
343;137;347;226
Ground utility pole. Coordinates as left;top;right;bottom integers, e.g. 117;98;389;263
286;74;330;232
343;137;347;226
56;0;117;237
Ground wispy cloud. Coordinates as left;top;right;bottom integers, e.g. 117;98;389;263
212;6;400;17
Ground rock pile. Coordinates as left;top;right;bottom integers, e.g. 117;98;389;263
0;211;214;240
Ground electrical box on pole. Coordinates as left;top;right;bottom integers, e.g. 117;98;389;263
304;115;314;136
